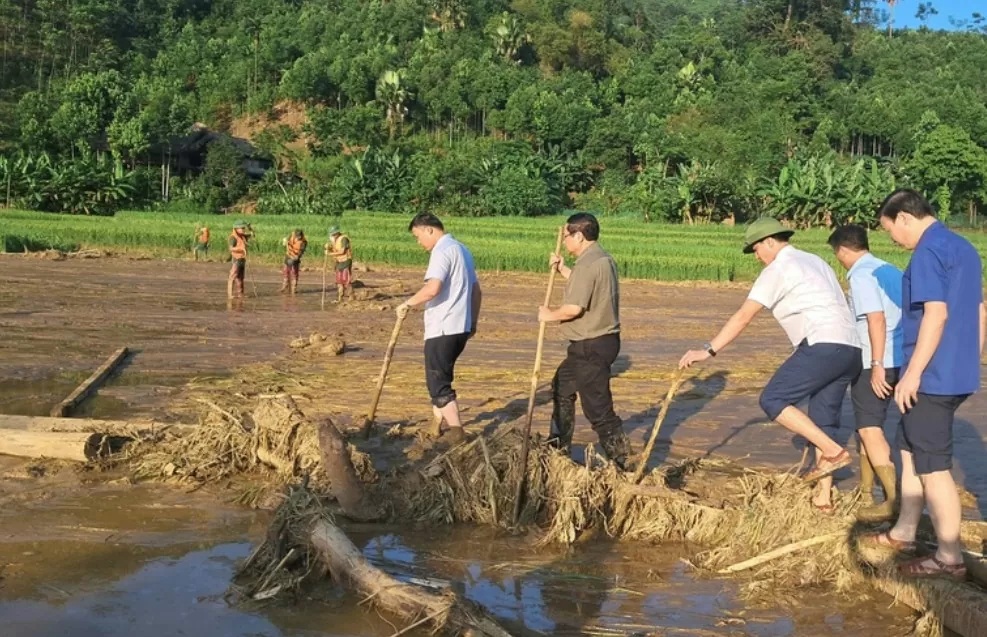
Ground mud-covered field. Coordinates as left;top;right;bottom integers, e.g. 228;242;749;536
2;253;984;635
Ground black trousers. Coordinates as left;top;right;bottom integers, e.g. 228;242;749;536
551;333;623;442
424;332;470;408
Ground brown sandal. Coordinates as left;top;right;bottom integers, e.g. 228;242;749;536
898;555;967;581
859;530;917;555
803;449;851;483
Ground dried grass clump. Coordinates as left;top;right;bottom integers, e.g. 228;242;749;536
128;395;376;489
386;423;863;597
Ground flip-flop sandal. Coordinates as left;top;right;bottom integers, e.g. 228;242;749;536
812;502;836;516
898;555;967;581
859;530;917;555
803;449;851;483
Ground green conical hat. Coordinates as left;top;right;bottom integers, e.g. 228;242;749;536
234;219;248;229
742;217;794;254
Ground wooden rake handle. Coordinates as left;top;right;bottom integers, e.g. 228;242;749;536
512;225;565;525
631;368;688;484
366;311;407;423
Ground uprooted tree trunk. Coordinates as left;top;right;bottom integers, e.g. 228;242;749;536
310;518;516;637
252;394;382;521
316;418;382;521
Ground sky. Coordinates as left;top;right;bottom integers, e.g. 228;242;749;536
891;0;985;31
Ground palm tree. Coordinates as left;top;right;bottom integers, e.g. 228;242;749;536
491;12;526;64
376;70;410;139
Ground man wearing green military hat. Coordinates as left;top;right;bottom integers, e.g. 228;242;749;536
679;217;862;511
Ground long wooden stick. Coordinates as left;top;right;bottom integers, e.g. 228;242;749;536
321;250;330;311
50;347;130;417
718;532;842;573
511;226;565;525
360;312;407;438
630;368;687;484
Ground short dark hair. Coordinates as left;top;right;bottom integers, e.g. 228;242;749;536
408;212;444;232
827;224;869;252
878;189;934;221
566;212;600;241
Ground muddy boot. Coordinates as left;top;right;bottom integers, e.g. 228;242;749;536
599;430;632;471
858;464;898;522
428;412;444;439
547;401;575;455
858;449;875;505
441;426;466;448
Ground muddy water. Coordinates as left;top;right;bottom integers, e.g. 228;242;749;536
0;484;913;636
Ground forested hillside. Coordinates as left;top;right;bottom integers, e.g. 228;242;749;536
1;0;986;223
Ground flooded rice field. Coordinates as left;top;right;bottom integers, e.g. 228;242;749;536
0;253;983;635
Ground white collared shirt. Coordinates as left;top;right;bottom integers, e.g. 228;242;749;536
423;234;478;340
748;246;859;348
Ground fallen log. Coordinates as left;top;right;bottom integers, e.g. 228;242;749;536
0;429;114;462
310;518;515;637
50;346;130;417
858;544;987;637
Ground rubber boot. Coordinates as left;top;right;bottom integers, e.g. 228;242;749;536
599;430;632;471
547;396;576;455
859;450;875;505
858;464;898;522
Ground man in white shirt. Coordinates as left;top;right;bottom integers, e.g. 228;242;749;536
829;224;903;521
680;218;862;511
397;213;482;447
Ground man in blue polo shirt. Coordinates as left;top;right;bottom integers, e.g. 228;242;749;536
829;224;903;522
864;189;985;581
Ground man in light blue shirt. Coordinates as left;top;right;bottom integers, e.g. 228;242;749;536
829;224;902;521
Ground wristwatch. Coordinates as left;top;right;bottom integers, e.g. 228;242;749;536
870;360;883;368
703;342;717;357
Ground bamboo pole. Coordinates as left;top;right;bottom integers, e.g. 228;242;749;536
321;249;329;311
630;369;687;484
50;347;129;417
359;312;407;439
511;226;565;525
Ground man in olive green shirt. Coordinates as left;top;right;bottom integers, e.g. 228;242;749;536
538;212;631;468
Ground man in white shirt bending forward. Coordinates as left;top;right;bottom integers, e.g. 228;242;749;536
680;217;862;511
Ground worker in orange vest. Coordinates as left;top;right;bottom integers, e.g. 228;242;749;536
325;226;353;303
228;220;253;299
281;228;308;294
193;225;210;261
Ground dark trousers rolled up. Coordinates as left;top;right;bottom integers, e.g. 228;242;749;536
550;333;627;463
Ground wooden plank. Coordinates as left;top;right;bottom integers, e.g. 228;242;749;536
0;414;194;436
0;429;106;462
50;347;130;417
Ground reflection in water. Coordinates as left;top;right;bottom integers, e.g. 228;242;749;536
1;544;285;637
0;527;914;637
